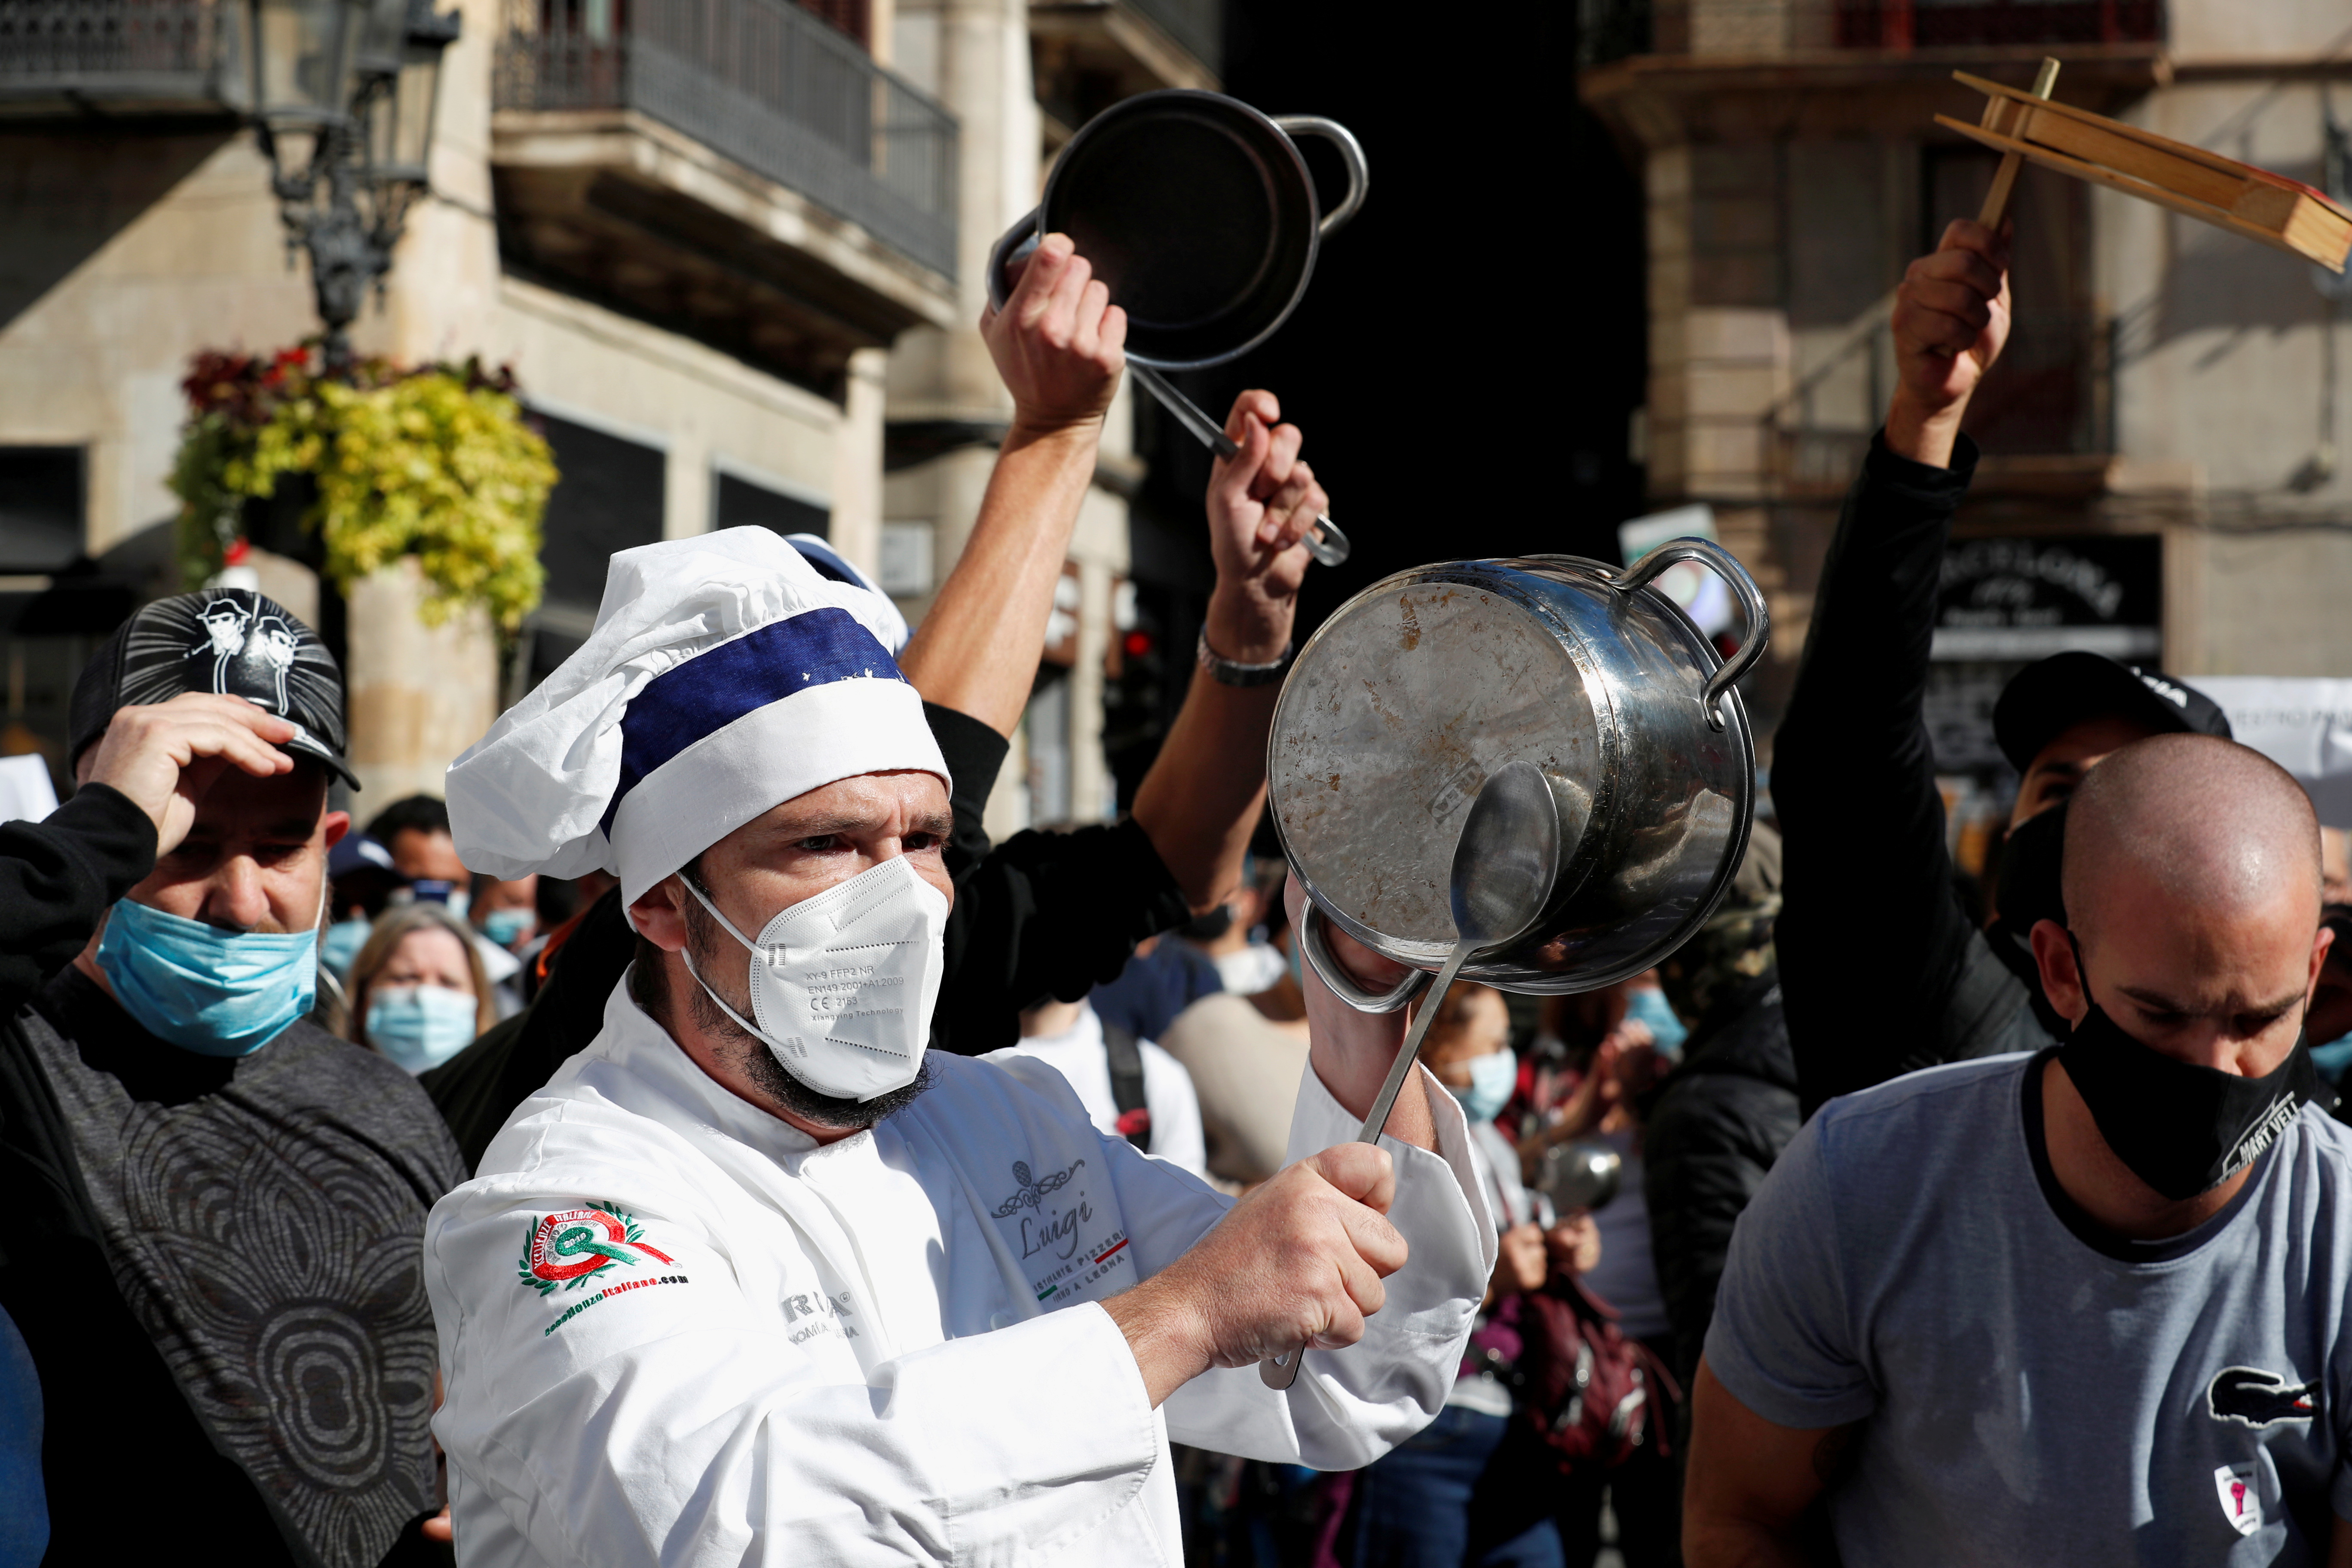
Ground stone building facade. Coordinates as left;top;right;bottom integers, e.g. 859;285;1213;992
1581;0;2352;857
0;0;1214;824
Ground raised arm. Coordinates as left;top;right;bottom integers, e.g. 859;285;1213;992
928;389;1329;1051
1769;220;2016;1114
1129;391;1325;911
896;233;1125;734
0;693;294;1016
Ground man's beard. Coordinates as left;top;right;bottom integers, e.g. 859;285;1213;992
677;878;933;1132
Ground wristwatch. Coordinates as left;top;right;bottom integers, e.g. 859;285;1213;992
1196;630;1293;688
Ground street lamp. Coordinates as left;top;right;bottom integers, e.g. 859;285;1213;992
248;0;461;369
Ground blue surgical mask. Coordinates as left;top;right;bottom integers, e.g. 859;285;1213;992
95;898;318;1057
1625;986;1688;1059
320;915;372;978
365;984;479;1074
1448;1047;1518;1124
481;908;532;949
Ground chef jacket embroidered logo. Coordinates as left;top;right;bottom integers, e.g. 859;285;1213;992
2207;1366;2319;1428
2214;1464;2263;1536
992;1158;1084;1216
517;1203;675;1296
986;1159;1132;1304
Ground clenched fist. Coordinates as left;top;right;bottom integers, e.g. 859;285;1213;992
1104;1142;1411;1405
980;232;1127;435
1885;217;2012;469
1492;1221;1549;1299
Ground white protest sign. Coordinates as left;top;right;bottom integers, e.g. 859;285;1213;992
0;753;58;825
2188;677;2352;826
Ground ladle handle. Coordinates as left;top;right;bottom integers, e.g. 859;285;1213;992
1131;363;1239;459
1613;538;1770;732
1271;116;1370;238
988;231;1351;569
1261;933;1466;1390
1130;365;1351;569
1298;899;1430;1014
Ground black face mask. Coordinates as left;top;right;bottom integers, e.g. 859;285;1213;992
2060;997;2318;1203
1177;904;1235;942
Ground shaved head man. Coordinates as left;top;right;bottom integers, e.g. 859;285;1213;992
2036;735;2327;1230
1687;736;2352;1565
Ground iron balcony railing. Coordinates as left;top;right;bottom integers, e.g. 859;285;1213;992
0;0;244;104
1128;0;1218;72
1582;0;2162;65
497;0;958;281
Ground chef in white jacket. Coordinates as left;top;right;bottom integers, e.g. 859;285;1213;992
428;525;1497;1566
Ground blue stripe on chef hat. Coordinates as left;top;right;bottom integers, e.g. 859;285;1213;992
600;606;903;840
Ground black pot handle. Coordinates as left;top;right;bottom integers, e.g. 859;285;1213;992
986;207;1041;315
1271;116;1369;237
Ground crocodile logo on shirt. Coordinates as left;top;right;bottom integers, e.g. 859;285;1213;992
517;1202;675;1297
2206;1366;2318;1428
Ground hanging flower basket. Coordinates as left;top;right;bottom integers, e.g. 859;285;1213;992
170;344;557;633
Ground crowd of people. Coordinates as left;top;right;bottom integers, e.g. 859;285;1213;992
1;214;2349;1568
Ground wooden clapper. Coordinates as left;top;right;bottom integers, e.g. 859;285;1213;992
1939;58;2352;272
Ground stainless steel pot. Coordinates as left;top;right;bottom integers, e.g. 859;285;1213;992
1271;541;1769;996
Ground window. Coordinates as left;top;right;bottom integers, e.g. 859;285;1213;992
879;521;933;597
522;413;665;694
714;471;828;540
0;448;84;575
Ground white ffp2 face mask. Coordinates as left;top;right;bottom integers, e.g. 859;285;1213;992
680;854;948;1101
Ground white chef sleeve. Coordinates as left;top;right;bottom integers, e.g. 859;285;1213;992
1152;1058;1497;1469
427;1175;1161;1567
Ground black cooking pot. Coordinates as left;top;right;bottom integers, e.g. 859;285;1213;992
988;89;1367;370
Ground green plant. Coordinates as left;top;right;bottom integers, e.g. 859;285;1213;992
170;345;556;631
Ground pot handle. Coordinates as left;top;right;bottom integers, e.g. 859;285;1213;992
986;208;1041;315
1614;538;1771;732
1271;116;1370;238
1298;897;1431;1014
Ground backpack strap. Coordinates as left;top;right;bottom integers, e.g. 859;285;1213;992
1102;1021;1152;1150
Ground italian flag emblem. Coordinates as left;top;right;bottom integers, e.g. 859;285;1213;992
517;1203;673;1297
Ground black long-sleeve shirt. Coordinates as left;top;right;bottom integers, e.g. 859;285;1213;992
0;783;463;1566
1770;432;2049;1118
425;701;1194;1171
1642;970;1798;1392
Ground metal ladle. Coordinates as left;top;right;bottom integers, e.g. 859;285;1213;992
1261;760;1562;1389
1128;365;1351;567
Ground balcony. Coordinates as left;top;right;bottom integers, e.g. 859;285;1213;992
1585;0;2160;63
0;0;246;114
1579;0;2167;135
1030;0;1218;134
493;0;958;393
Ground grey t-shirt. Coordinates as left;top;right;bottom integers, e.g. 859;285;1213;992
1708;1050;2352;1563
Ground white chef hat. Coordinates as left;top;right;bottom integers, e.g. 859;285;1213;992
446;527;948;906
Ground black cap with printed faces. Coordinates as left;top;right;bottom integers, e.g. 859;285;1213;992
67;588;360;789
